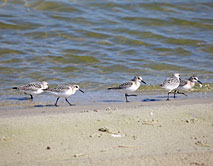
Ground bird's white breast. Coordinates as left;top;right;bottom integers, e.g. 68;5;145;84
126;82;140;92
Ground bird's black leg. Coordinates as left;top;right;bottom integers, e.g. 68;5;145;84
55;97;60;107
128;94;137;97
125;93;129;102
174;90;177;99
177;91;187;96
24;92;33;100
65;98;73;106
167;92;171;101
30;94;33;100
125;93;137;102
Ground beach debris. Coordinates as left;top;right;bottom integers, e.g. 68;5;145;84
195;141;210;147
111;133;123;138
93;109;99;112
132;135;137;140
98;127;111;133
190;162;207;166
141;119;158;125
46;146;51;150
0;137;7;141
73;153;87;157
100;148;113;152
118;145;136;148
0;136;11;142
191;136;210;147
106;106;117;111
98;127;123;137
89;133;102;138
100;145;136;153
185;118;199;124
150;112;154;116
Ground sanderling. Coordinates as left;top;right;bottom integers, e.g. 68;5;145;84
47;84;84;107
12;81;49;100
108;76;146;102
160;73;180;101
174;75;202;98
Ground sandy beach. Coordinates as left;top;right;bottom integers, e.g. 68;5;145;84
0;97;213;166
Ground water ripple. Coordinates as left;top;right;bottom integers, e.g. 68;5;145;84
0;0;213;94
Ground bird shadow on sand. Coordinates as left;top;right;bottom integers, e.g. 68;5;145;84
7;97;31;101
99;100;124;103
155;95;182;100
142;98;162;102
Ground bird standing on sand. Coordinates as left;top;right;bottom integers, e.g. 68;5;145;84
108;76;146;102
174;76;202;98
160;73;180;101
12;81;49;100
47;84;84;107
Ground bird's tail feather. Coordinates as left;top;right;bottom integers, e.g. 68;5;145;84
12;87;18;90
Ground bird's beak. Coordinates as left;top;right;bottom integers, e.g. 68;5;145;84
197;80;202;85
142;80;146;84
79;89;85;93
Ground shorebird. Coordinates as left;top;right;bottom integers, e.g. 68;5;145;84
47;84;84;106
174;76;202;98
108;76;146;102
160;73;180;101
12;81;48;100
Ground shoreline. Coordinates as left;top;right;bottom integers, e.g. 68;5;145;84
0;95;213;117
0;97;213;165
1;90;213;112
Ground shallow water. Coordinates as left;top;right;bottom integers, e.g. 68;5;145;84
0;0;213;98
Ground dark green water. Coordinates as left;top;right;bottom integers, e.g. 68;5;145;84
0;0;213;98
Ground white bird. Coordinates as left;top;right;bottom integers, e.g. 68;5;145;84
160;73;180;100
174;76;202;98
108;76;146;102
12;81;49;100
47;84;84;106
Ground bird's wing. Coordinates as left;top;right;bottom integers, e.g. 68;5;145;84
49;85;70;93
162;77;177;87
162;77;171;86
19;82;42;91
108;81;133;90
118;81;133;89
179;79;188;87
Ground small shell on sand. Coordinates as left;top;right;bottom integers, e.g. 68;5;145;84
111;133;123;138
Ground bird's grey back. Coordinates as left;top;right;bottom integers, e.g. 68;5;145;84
179;79;188;87
118;81;133;89
162;76;179;87
49;85;70;93
19;82;42;91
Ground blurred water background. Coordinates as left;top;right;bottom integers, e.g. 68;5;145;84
0;0;213;101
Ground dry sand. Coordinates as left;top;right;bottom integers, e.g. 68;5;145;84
0;98;213;166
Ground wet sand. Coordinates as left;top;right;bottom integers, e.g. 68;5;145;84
0;98;213;166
